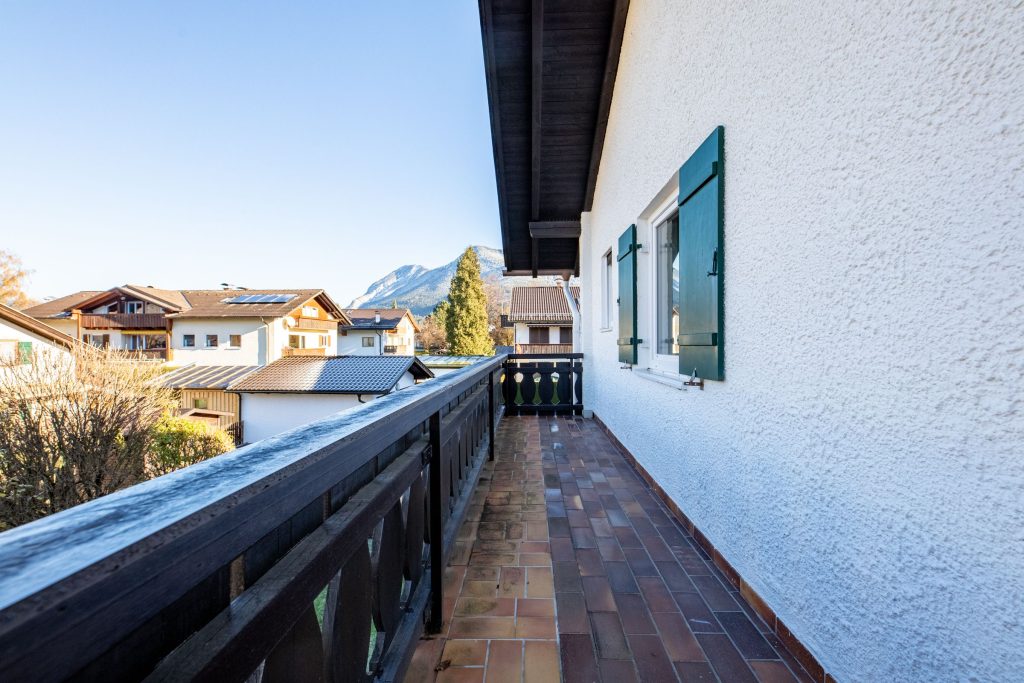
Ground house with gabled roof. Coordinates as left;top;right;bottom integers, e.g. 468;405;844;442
227;355;433;443
0;302;77;375
339;308;419;356
507;285;580;354
23;286;350;366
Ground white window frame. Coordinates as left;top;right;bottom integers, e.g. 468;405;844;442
640;182;681;376
228;334;242;348
182;334;195;348
600;249;613;331
124;301;144;314
205;334;218;348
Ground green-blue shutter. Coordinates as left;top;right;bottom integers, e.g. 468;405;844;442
17;341;32;364
616;224;640;365
677;126;724;381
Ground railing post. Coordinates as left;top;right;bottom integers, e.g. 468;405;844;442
488;371;496;461
427;411;443;633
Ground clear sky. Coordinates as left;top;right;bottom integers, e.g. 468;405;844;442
0;2;500;304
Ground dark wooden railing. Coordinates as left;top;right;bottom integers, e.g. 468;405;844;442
80;313;167;329
0;356;504;682
503;352;583;415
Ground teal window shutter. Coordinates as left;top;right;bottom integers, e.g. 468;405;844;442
616;224;641;364
17;341;32;364
677;126;724;381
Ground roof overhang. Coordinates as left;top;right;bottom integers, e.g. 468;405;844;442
479;0;629;277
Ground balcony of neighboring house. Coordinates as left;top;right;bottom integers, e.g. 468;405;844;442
281;346;327;357
78;312;168;330
0;352;814;682
514;343;573;355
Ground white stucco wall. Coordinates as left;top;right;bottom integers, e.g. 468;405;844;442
170;318;269;366
0;319;72;376
339;330;383;355
238;392;367;444
580;3;1023;681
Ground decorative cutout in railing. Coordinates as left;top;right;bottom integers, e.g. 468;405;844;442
502;353;583;416
0;356;504;683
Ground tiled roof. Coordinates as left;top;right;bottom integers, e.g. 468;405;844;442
341;308;417;331
21;291;104;319
23;286;347;321
228;356;433;394
175;289;343;319
160;364;260;390
508;286;580;323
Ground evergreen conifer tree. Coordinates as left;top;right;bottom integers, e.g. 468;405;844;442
445;248;493;356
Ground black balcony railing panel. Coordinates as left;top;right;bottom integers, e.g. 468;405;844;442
503;353;583;416
0;355;505;683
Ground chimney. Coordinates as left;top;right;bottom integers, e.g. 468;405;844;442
374;310;381;324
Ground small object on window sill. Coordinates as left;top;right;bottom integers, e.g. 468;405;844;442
619;363;633;370
683;368;704;390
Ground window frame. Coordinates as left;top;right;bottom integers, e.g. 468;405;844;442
228;334;241;348
123;301;144;314
205;334;218;348
182;334;195;348
645;194;682;375
600;249;613;331
361;336;376;348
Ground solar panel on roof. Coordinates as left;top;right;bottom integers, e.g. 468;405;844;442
223;294;297;304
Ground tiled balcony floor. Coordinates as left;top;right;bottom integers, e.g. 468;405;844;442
406;416;814;683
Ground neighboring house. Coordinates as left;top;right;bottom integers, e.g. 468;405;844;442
159;364;259;443
228;355;433;443
418;355;487;377
507;286;580;354
23;286;349;366
479;3;1022;681
339;308;419;356
0;302;76;375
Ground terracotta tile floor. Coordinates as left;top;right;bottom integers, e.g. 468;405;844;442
405;416;814;683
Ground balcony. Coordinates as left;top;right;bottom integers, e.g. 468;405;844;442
293;317;337;331
282;346;328;357
0;354;813;682
515;343;573;355
79;313;167;329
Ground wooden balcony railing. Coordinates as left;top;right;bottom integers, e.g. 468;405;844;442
514;343;573;355
109;348;168;361
503;352;583;415
0;355;504;682
282;346;327;357
80;313;167;329
293;317;337;331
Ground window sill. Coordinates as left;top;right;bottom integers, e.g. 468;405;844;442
599;327;613;333
631;367;687;390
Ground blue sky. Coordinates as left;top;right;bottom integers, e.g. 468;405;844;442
0;2;499;304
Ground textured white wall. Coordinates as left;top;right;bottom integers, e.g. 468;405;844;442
580;2;1023;681
238;392;366;443
170;319;273;366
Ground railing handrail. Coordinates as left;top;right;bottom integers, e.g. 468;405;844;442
0;354;503;607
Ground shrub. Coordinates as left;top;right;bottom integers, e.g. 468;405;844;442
146;415;234;478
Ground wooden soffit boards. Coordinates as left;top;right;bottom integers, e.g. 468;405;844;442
480;0;629;276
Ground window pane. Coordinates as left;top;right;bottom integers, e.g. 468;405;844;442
229;335;241;347
206;335;218;347
656;213;680;355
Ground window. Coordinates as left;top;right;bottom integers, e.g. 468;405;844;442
183;334;195;348
124;301;144;314
205;334;218;348
107;304;118;313
559;327;573;344
319;334;330;347
16;341;32;364
229;334;241;347
302;305;319;318
601;250;613;329
656;212;680;356
362;336;375;348
193;398;208;410
529;327;549;344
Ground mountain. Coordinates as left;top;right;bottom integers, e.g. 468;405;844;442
348;246;560;316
